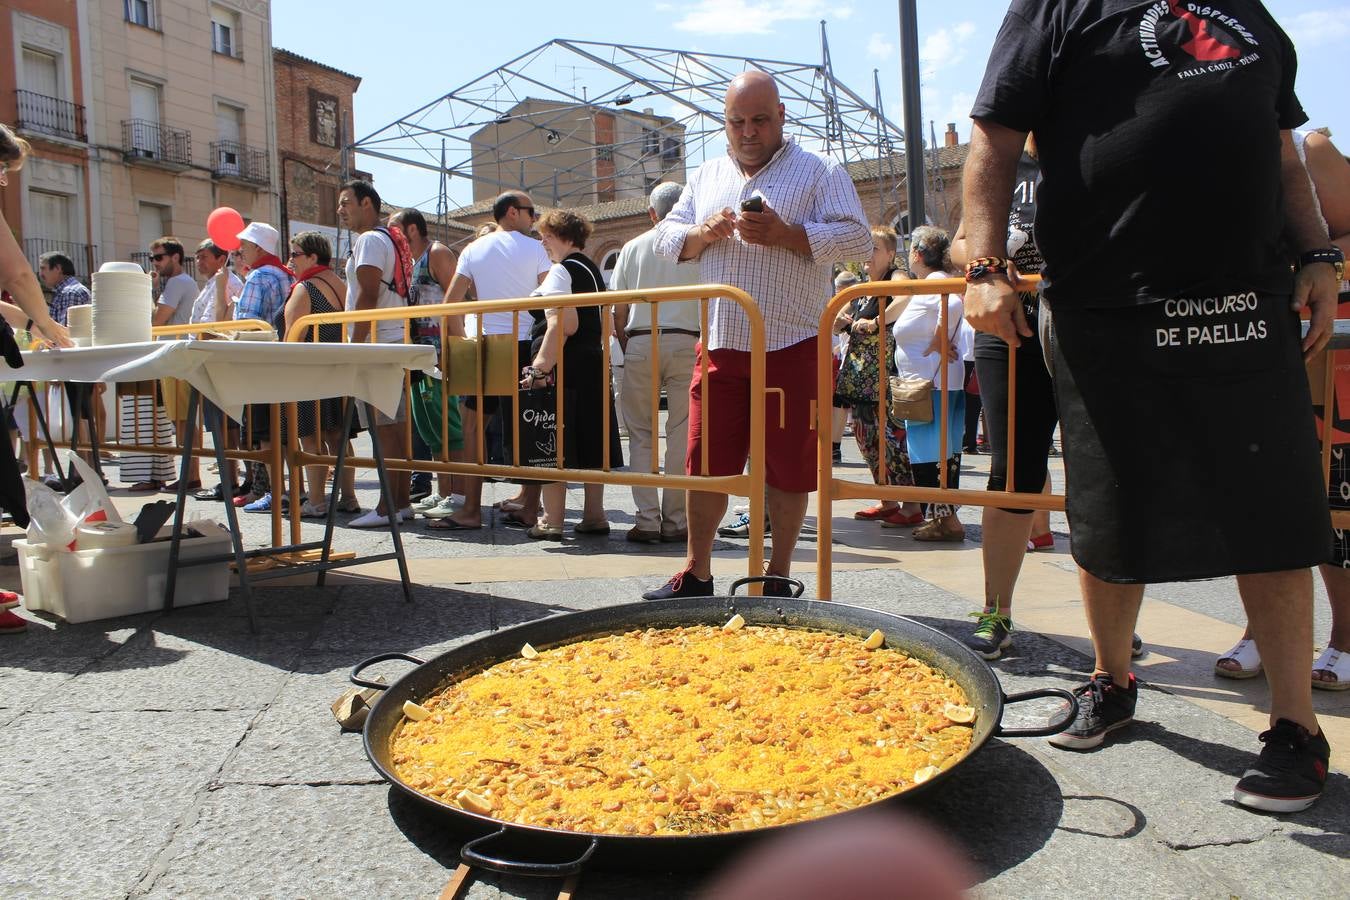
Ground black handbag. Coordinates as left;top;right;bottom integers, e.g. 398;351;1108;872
515;385;577;469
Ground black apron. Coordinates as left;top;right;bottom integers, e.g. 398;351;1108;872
1047;291;1331;583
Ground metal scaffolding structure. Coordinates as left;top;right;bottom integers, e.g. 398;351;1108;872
349;36;936;223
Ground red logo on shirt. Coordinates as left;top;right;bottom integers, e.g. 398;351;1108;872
1138;2;1260;74
1169;2;1242;60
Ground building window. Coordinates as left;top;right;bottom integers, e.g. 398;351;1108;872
643;129;661;157
317;183;338;224
125;0;156;29
210;5;241;58
30;190;74;244
661;136;682;165
596;144;614;162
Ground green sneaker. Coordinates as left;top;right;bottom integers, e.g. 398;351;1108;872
966;610;1013;660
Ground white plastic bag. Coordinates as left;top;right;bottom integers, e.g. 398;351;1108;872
23;453;121;550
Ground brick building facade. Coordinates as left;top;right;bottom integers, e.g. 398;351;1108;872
273;48;362;256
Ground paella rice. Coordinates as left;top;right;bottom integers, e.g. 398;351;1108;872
389;624;974;836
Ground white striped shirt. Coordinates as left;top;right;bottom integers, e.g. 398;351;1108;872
655;138;872;352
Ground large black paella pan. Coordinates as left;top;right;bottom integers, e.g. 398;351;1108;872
351;578;1075;875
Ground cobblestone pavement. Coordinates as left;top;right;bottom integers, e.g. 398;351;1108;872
1;437;1345;898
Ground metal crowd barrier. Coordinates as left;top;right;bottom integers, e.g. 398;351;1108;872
814;276;1348;599
282;285;771;580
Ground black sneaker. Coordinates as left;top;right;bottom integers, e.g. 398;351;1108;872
642;568;715;601
1048;673;1137;750
966;610;1013;660
1132;633;1145;659
1233;719;1330;813
761;576;797;598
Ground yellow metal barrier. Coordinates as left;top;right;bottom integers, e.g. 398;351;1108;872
815;278;1349;599
283;286;772;582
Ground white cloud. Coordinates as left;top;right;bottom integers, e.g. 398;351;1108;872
920;21;977;78
1283;9;1350;48
674;0;854;36
867;33;895;61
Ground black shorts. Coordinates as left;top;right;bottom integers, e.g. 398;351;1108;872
1047;292;1330;583
64;382;96;422
974;294;1057;512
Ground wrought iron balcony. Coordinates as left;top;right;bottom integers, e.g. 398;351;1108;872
15;90;87;143
209;140;269;185
25;239;98;283
128;252;197;300
121;119;192;167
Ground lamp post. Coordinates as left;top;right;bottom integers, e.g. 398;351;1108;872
898;0;925;235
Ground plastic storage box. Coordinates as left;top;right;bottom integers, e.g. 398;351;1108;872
15;526;234;623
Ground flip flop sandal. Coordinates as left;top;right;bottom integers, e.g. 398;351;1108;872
501;510;537;529
425;518;482;531
526;523;564;540
1214;638;1263;679
1311;646;1350;691
492;499;526;512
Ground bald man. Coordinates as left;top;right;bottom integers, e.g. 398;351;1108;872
643;71;872;600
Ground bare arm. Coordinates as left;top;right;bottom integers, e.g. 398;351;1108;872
1304;131;1350;260
961;119;1030;347
429;244;465;337
612;303;629;351
348;264;384;344
282;281;311;337
676;209;736;261
212;267;233;322
1281;130;1338;356
152;302;176;326
0;212;70;346
528;307;579;375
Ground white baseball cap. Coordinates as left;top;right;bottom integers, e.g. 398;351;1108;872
236;222;280;257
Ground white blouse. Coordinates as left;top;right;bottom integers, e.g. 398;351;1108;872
891;271;966;387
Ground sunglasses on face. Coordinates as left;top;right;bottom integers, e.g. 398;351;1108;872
288;249;304;258
514;205;538;218
150;253;166;261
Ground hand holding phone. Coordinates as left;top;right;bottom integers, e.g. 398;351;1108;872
739;196;764;214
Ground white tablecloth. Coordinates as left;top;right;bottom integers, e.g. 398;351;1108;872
18;341;436;421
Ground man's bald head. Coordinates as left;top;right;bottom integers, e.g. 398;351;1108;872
724;70;786;176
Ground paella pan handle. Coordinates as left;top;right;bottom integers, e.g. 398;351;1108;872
993;687;1079;738
349;652;426;691
729;575;805;598
460;826;598;877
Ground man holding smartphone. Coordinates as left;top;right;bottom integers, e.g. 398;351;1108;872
642;70;872;600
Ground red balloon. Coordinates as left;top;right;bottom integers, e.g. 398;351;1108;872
207;207;245;251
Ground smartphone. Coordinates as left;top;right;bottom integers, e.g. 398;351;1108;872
739;196;764;214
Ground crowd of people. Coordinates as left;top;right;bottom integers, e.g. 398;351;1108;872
3;0;1346;818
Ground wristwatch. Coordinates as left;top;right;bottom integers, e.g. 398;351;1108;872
964;257;1009;283
1299;247;1345;282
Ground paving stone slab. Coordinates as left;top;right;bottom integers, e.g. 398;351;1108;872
220;652;392;785
0;709;255;899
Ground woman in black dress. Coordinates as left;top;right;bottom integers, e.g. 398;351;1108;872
519;210;623;540
282;231;358;517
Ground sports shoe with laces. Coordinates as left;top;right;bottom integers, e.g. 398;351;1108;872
413;493;444;512
717;511;770;538
966;610;1013;660
1048;672;1137;750
1233;718;1330;813
642;567;715;601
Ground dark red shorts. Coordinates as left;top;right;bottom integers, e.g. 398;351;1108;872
686;337;819;493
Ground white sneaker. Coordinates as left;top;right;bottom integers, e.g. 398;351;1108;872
350;509;394;528
398;506;415;521
413;493;444;512
422;496;461;519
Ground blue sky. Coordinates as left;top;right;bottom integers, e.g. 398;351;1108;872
273;1;1350;212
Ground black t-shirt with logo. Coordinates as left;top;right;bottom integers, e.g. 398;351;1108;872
972;0;1306;308
1009;152;1044;277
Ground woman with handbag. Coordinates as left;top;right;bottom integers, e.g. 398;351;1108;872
892;226;966;542
282;231;360;517
833;227;923;527
517;210;623;540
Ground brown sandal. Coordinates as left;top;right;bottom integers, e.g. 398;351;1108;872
912;518;965;542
